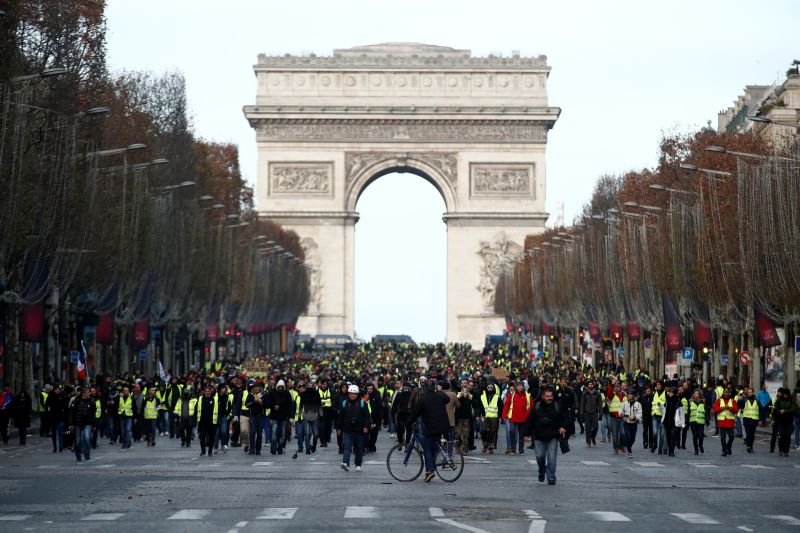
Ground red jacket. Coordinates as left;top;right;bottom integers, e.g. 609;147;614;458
713;397;739;428
502;391;532;423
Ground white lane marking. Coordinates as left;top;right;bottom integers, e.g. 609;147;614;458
0;515;31;521
168;509;211;520
226;529;238;533
235;522;248;528
740;464;774;469
633;461;664;467
344;506;379;518
92;464;114;469
81;513;125;521
252;461;273;466
765;515;800;525
580;460;609;466
737;526;754;532
523;510;542;519
365;460;384;465
688;463;718;468
429;507;445;517
36;465;58;469
528;519;547;533
436;518;492;533
528;459;538;465
256;508;297;520
671;513;719;524
586;511;631;522
463;456;490;463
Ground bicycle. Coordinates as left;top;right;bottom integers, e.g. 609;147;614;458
386;431;464;482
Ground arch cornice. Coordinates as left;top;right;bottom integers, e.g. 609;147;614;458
344;152;458;213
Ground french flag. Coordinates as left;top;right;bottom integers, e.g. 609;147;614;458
77;341;88;379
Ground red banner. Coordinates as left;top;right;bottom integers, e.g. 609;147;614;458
96;313;114;345
206;323;219;341
627;322;641;341
20;302;45;342
693;320;712;350
663;295;682;351
541;322;552;336
755;308;781;348
610;322;623;341
588;322;601;340
131;320;150;348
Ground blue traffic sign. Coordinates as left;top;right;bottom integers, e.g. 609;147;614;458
795;336;800;353
70;351;79;363
139;349;148;360
681;347;694;361
720;355;729;365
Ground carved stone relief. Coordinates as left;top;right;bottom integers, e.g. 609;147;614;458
476;231;523;311
269;162;333;195
344;151;457;190
300;237;323;313
256;121;547;144
470;163;535;197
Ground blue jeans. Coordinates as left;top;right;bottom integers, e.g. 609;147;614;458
144;419;157;442
735;416;743;438
720;427;734;454
214;416;228;449
609;417;623;449
342;431;364;467
75;425;93;459
600;413;610;440
303;419;319;450
534;438;558;481
120;418;132;446
651;416;665;452
158;410;169;434
270;419;287;452
388;413;396;434
105;414;118;441
294;420;305;451
504;419;512;448
423;432;445;472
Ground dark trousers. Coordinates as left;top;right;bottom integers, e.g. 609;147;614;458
39;413;49;437
169;413;177;438
368;425;379;451
777;422;793;454
720;427;734;454
179;419;193;446
642;416;653;448
468;417;475;449
743;418;758;449
584;414;598;444
250;415;264;453
395;412;410;445
770;423;779;451
198;423;217;454
664;423;676;454
624;422;638;453
0;415;9;444
690;422;705;452
680;424;689;448
319;410;333;444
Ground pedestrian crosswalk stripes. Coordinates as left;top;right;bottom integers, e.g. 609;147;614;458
740;464;774;469
1;510;799;526
633;461;664;467
580;460;610;466
256;508;297;520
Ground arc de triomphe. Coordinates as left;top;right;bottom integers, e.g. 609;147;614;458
244;43;559;346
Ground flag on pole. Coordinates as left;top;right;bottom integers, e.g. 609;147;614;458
158;359;167;382
77;340;88;380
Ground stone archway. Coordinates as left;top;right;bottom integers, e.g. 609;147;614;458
244;43;560;346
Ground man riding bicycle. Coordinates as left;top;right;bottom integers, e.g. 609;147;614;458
405;380;458;482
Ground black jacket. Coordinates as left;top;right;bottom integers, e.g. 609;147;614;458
527;400;567;441
45;392;68;423
69;397;97;427
391;389;411;416
266;389;294;421
406;391;451;436
336;398;371;433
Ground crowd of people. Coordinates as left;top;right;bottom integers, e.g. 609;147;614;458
1;342;798;483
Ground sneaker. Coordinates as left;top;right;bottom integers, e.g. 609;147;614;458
538;473;545;482
223;445;228;451
355;466;362;472
628;452;633;458
311;444;316;453
424;470;435;482
340;463;349;471
519;451;525;456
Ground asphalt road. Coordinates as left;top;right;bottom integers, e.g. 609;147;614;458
1;427;798;533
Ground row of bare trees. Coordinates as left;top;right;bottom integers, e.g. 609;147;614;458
497;127;799;386
0;1;308;393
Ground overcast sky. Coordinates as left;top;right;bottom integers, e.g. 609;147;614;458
105;0;798;342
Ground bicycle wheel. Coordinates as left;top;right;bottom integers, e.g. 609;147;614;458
386;443;424;482
435;442;464;482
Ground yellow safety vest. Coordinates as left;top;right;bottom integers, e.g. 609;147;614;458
714;386;724;400
95;398;102;419
39;391;49;413
156;391;167;410
240;390;249;414
742;399;759;420
717;398;735;421
481;393;500;418
507;392;531;419
319;389;332;408
188;397;198;416
293;392;302;421
118;396;133;417
609;394;623;415
652;391;666;416
689;401;705;424
173;397;182;415
143;398;158;420
196;396;219;424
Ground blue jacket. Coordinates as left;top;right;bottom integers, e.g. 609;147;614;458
756;390;771;408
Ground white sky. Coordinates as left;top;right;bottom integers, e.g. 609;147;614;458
105;0;798;342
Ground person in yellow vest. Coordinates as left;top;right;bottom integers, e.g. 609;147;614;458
156;384;169;437
176;388;197;448
214;383;233;454
713;388;739;456
688;389;706;455
90;385;102;449
479;383;501;454
650;381;667;454
196;385;219;457
608;384;626;454
290;382;304;456
38;385;51;437
712;381;724;436
742;387;760;453
502;381;532;455
318;379;334;448
117;386;134;449
142;388;159;447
